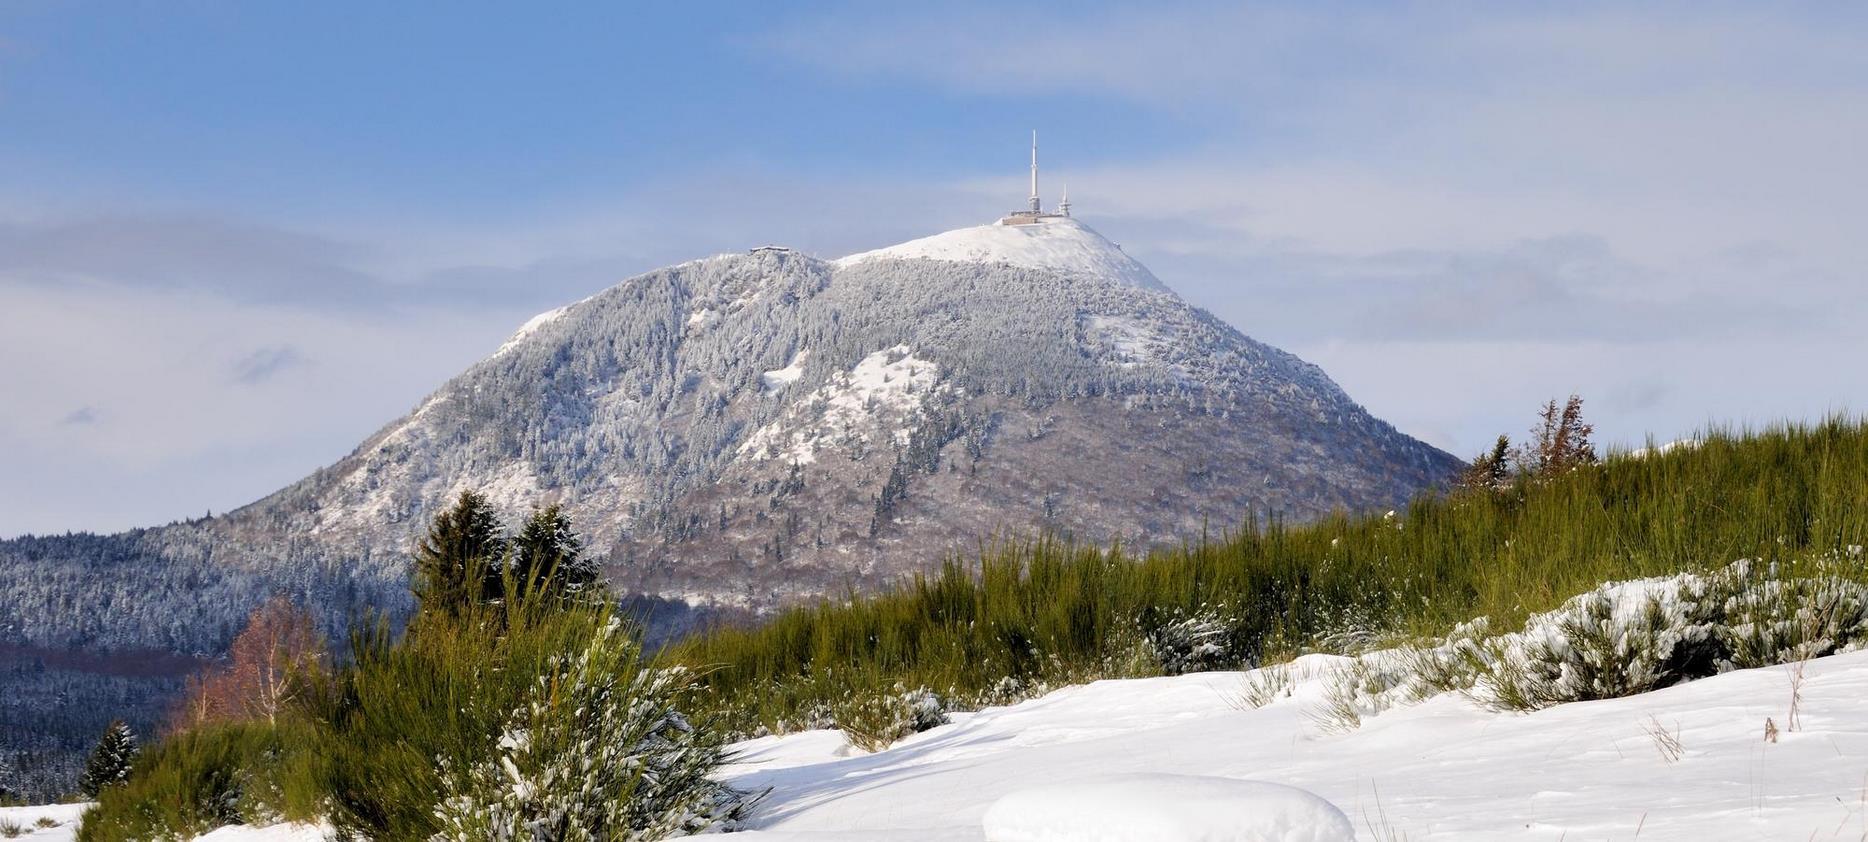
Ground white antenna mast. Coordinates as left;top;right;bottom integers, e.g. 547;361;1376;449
1028;130;1041;213
1059;180;1070;217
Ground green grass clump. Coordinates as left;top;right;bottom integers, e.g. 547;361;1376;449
676;417;1868;734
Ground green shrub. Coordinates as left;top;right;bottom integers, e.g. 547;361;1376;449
430;620;757;840
77;719;321;842
300;598;756;841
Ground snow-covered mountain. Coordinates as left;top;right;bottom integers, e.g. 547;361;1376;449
3;214;1457;649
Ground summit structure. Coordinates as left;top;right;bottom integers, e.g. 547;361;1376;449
1002;130;1070;225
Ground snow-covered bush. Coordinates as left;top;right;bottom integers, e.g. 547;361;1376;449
1476;578;1724;711
831;684;949;752
1306;560;1868;727
1144;606;1240;676
430;621;759;841
1710;559;1868;669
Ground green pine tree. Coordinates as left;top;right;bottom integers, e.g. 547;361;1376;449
508;504;598;603
413;490;509;619
78;720;138;798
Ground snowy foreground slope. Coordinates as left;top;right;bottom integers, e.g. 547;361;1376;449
13;650;1865;839
722;650;1868;840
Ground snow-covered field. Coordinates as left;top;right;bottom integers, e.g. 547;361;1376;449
24;650;1866;840
723;650;1868;840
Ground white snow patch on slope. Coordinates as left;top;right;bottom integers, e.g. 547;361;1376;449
982;774;1352;842
762;350;810;394
740;345;947;464
723;648;1868;840
491;305;570;359
835;217;1169;293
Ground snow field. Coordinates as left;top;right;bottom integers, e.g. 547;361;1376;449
722;649;1868;840
0;804;86;841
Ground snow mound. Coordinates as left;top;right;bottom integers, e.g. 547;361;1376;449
981;774;1352;842
834;217;1169;293
192;823;330;841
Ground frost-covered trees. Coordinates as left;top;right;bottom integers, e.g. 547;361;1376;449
78;720;138;798
1144;607;1240;676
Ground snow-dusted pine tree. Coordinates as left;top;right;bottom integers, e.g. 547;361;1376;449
509;504;599;601
78;719;139;798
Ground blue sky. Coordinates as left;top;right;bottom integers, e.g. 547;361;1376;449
3;2;1867;535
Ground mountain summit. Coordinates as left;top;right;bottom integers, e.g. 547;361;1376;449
835;216;1169;293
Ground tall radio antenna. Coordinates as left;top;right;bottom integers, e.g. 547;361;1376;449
1028;130;1041;213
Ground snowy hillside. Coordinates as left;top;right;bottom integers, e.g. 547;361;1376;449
27;648;1862;840
718;649;1868;840
834;216;1169;293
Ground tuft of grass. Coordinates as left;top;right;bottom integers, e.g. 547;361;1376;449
1641;715;1684;764
1237;663;1297;709
33;817;56;829
676;417;1868;736
0;818;22;838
